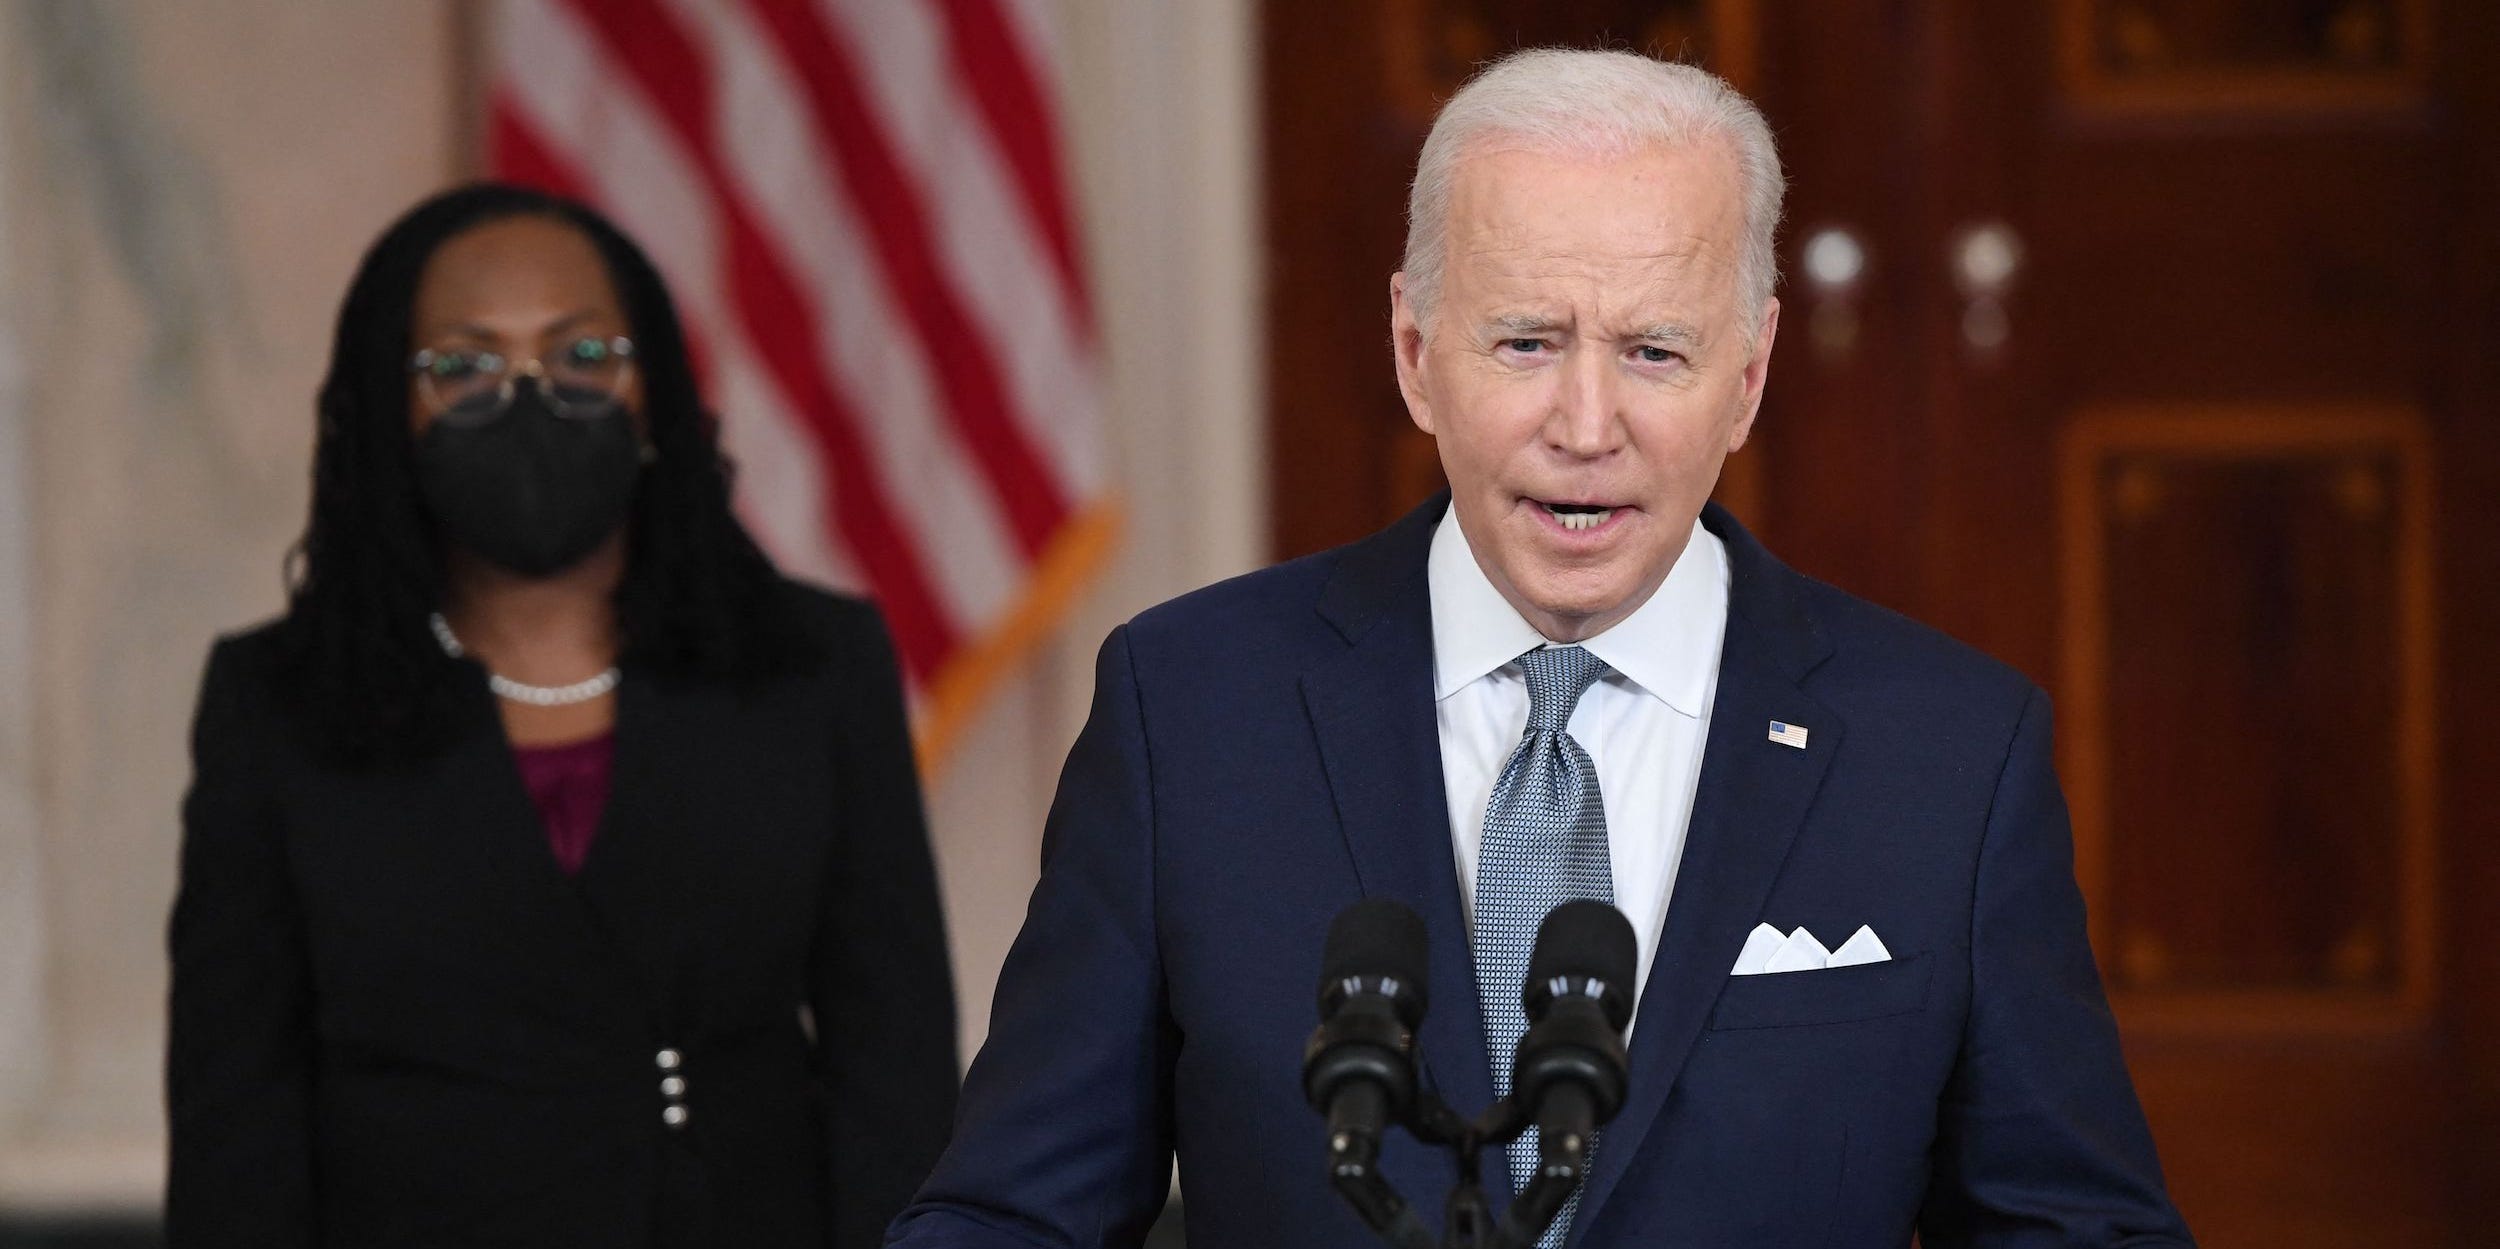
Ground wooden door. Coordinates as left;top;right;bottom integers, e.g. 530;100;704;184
1262;3;2500;1244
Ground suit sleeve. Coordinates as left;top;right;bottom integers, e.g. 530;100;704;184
814;603;962;1249
885;626;1176;1249
164;640;318;1248
1918;687;2195;1248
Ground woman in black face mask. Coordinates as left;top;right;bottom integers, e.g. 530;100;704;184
167;184;959;1249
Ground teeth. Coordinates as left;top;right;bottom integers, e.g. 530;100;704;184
1545;507;1614;532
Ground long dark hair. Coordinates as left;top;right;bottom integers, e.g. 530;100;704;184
276;182;808;764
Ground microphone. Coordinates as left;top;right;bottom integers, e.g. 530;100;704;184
1503;900;1636;1240
1304;899;1428;1148
1304;900;1434;1247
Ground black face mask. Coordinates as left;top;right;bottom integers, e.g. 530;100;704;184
415;385;644;578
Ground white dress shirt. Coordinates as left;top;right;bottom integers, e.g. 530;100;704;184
1430;503;1729;1021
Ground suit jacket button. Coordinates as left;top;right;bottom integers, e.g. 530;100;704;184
656;1048;682;1071
660;1075;687;1097
663;1104;690;1128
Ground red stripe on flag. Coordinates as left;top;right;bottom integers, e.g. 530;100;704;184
554;0;962;679
487;93;592;199
738;0;1071;559
932;0;1095;336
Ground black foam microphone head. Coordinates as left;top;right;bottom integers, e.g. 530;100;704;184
1318;898;1429;1022
1525;900;1637;1027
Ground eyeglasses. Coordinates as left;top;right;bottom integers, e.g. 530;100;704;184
409;334;637;425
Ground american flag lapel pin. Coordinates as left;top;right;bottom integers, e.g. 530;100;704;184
1767;721;1809;749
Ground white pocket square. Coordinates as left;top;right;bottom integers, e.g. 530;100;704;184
1730;923;1891;975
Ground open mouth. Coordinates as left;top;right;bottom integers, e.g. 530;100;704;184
1540;501;1617;532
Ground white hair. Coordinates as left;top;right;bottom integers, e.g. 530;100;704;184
1401;49;1785;342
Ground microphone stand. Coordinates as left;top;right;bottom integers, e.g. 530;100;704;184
1313;899;1631;1249
1327;1088;1588;1249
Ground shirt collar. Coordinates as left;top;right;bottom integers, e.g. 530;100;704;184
1426;501;1729;717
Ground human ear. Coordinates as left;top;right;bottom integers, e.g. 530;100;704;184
1391;273;1436;437
1728;296;1780;451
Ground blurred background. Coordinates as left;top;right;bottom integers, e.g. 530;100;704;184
0;2;2492;1246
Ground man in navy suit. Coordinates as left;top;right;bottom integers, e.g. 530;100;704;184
889;49;2192;1249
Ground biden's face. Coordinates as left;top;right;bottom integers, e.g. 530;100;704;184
1392;139;1778;642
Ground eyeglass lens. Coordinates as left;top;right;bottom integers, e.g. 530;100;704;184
416;336;634;423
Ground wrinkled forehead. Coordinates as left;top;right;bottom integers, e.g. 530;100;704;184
1440;138;1748;314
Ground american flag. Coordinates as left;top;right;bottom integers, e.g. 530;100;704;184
485;0;1113;762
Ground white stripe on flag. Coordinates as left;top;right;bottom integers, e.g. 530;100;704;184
663;0;1018;626
817;0;1107;500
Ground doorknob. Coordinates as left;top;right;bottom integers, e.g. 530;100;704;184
1798;225;1867;362
1950;220;2023;359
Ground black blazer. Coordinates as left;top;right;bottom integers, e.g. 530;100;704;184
167;587;958;1249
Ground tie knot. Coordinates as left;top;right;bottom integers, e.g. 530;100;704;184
1515;645;1609;733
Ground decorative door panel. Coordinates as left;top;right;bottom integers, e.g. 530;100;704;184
2060;408;2436;1026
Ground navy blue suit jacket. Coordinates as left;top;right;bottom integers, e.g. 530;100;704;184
891;498;2191;1248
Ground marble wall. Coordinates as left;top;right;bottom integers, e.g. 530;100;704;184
0;0;1261;1214
0;0;463;1209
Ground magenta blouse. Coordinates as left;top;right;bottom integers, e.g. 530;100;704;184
512;733;615;875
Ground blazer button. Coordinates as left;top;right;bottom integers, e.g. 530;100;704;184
655;1048;682;1071
660;1075;687;1098
663;1104;690;1128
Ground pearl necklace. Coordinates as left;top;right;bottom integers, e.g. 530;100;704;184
427;612;622;707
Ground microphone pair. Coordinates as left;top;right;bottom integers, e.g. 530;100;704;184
1303;898;1637;1248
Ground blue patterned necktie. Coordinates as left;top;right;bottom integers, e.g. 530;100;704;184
1472;644;1614;1247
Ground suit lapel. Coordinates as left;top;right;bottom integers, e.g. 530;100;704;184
1295;499;1845;1234
442;674;623;965
1569;506;1843;1241
444;660;671;1008
567;667;677;1007
1300;497;1497;1121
